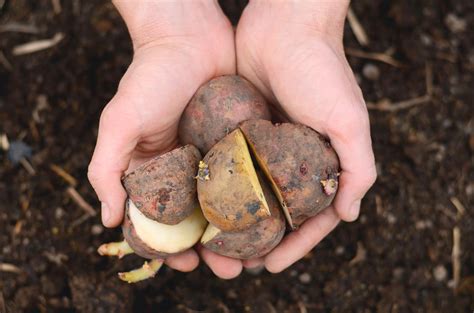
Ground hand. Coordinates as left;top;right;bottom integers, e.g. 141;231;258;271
88;0;235;272
232;1;377;273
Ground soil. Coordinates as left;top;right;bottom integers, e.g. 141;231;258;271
0;0;473;312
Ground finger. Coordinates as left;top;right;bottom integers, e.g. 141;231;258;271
165;249;199;272
264;207;340;273
88;94;141;227
325;112;377;222
197;245;243;279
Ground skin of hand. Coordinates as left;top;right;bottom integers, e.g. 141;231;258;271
228;0;377;273
87;0;236;273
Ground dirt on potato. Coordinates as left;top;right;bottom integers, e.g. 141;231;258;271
0;0;473;312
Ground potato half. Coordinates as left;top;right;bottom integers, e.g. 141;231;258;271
197;129;271;232
240;120;340;228
122;200;207;259
122;145;201;225
201;174;286;259
179;75;271;154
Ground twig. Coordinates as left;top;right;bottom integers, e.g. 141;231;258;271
0;22;40;34
347;7;369;47
452;227;461;288
345;48;403;67
0;133;9;150
69;213;92;230
450;197;466;218
50;164;78;186
66;187;96;216
20;157;36;175
349;242;367;265
51;0;62;14
43;251;68;266
298;301;308;313
0;50;12;71
0;263;22;274
367;95;431;112
12;33;64;56
425;62;434;96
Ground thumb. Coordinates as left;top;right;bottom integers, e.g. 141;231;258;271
88;93;140;227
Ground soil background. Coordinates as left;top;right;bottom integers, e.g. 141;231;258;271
0;0;473;312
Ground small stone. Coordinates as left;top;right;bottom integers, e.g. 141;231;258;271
466;183;474;197
289;270;298;277
55;207;65;219
445;13;466;33
335;245;345;255
433;265;448;282
386;213;397;224
362;63;380;81
393;267;404;280
415;220;433;230
226;289;238;299
299;272;312;284
91;224;104;236
7;141;32;165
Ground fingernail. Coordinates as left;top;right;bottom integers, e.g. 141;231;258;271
349;199;361;221
101;202;111;225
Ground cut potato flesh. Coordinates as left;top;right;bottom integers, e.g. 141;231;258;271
200;223;222;244
197;129;271;231
245;138;294;228
129;200;207;254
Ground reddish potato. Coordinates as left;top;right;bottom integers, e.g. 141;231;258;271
201;174;286;259
179;75;271;154
240;119;340;229
122;145;201;225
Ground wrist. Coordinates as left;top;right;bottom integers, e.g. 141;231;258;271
113;0;222;49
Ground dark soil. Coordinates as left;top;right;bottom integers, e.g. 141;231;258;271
1;0;473;312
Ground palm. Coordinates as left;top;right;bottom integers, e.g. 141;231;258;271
231;5;376;272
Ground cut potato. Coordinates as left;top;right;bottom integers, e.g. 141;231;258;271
122;145;201;225
201;176;285;259
240;120;340;229
122;200;207;259
197;129;271;232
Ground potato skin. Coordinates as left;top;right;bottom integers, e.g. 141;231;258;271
122;202;169;259
122;145;201;225
179;75;271;154
202;176;286;259
240;120;340;228
197;129;271;232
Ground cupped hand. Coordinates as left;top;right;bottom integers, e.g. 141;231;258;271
232;1;377;273
87;1;235;273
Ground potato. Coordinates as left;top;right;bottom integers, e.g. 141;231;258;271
179;75;271;154
197;129;271;232
200;174;286;259
122;199;207;259
122;145;201;225
240;119;340;228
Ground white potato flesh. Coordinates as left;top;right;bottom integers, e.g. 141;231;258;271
200;223;222;244
129;200;207;254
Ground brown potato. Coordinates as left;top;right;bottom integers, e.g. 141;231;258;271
197;129;271;232
122;145;201;225
179;75;271;154
122;199;207;259
240;120;340;229
201;174;286;259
